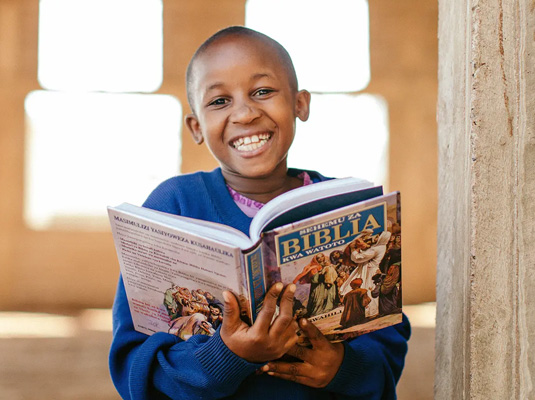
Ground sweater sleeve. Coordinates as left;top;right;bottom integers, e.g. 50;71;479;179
323;314;411;399
109;276;263;400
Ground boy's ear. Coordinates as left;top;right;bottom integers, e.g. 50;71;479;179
185;114;204;145
295;90;311;122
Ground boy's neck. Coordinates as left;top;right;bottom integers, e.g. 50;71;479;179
222;164;302;204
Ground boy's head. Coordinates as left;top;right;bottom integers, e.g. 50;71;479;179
186;26;298;112
184;26;310;180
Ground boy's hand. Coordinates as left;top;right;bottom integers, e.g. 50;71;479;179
220;283;299;363
261;318;344;388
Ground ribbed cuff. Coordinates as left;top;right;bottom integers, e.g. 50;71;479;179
324;340;374;393
195;330;262;385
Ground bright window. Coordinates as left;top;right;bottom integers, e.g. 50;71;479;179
290;94;388;185
38;0;163;92
24;91;181;230
27;0;178;230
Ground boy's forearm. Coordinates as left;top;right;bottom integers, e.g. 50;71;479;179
151;331;262;399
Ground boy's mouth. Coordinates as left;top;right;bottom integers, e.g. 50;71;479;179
230;133;272;152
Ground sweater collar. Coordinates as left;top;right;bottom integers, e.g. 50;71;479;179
206;167;328;236
208;168;253;236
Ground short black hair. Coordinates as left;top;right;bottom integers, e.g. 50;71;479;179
185;26;298;113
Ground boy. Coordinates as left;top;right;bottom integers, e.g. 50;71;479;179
109;26;410;399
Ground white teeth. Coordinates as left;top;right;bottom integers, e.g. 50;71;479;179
231;133;271;151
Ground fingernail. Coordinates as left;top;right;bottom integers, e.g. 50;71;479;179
288;284;296;294
274;282;283;291
222;291;230;303
262;365;269;372
300;318;307;327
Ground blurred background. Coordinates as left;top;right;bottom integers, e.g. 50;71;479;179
0;0;437;398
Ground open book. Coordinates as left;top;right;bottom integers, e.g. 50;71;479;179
108;178;403;342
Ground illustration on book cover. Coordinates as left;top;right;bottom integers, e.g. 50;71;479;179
161;285;251;341
266;192;403;342
162;285;224;340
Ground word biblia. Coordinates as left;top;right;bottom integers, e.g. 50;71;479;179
279;212;381;259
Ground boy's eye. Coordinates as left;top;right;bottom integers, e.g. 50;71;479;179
253;88;274;97
208;98;229;107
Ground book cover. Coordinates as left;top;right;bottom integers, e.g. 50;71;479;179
258;192;402;342
108;180;402;342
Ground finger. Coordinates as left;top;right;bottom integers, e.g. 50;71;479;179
262;360;305;376
298;318;329;349
253;282;283;332
278;284;296;317
285;343;313;363
269;284;296;335
275;320;300;351
262;362;315;386
221;291;243;331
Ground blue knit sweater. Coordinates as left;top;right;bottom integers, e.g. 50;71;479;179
109;168;410;400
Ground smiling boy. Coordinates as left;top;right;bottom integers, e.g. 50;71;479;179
184;28;311;202
109;26;410;400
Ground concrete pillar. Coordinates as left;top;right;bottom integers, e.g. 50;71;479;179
436;0;535;398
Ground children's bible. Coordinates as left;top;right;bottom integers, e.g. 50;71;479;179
108;178;403;342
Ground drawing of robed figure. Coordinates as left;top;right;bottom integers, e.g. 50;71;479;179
340;231;392;318
293;253;339;317
339;278;371;328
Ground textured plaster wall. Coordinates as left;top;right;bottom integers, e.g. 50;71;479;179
436;0;535;397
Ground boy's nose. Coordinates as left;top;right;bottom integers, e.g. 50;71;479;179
230;101;262;124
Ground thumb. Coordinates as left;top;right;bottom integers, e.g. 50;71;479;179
221;291;242;330
299;318;329;349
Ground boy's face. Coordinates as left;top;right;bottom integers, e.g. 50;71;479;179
185;35;310;180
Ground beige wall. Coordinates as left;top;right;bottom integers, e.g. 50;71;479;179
436;0;535;397
368;1;438;303
0;0;437;310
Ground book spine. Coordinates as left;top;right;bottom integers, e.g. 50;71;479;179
244;244;266;322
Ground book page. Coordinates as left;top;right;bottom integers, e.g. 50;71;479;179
109;208;247;337
261;192;403;342
249;177;381;243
